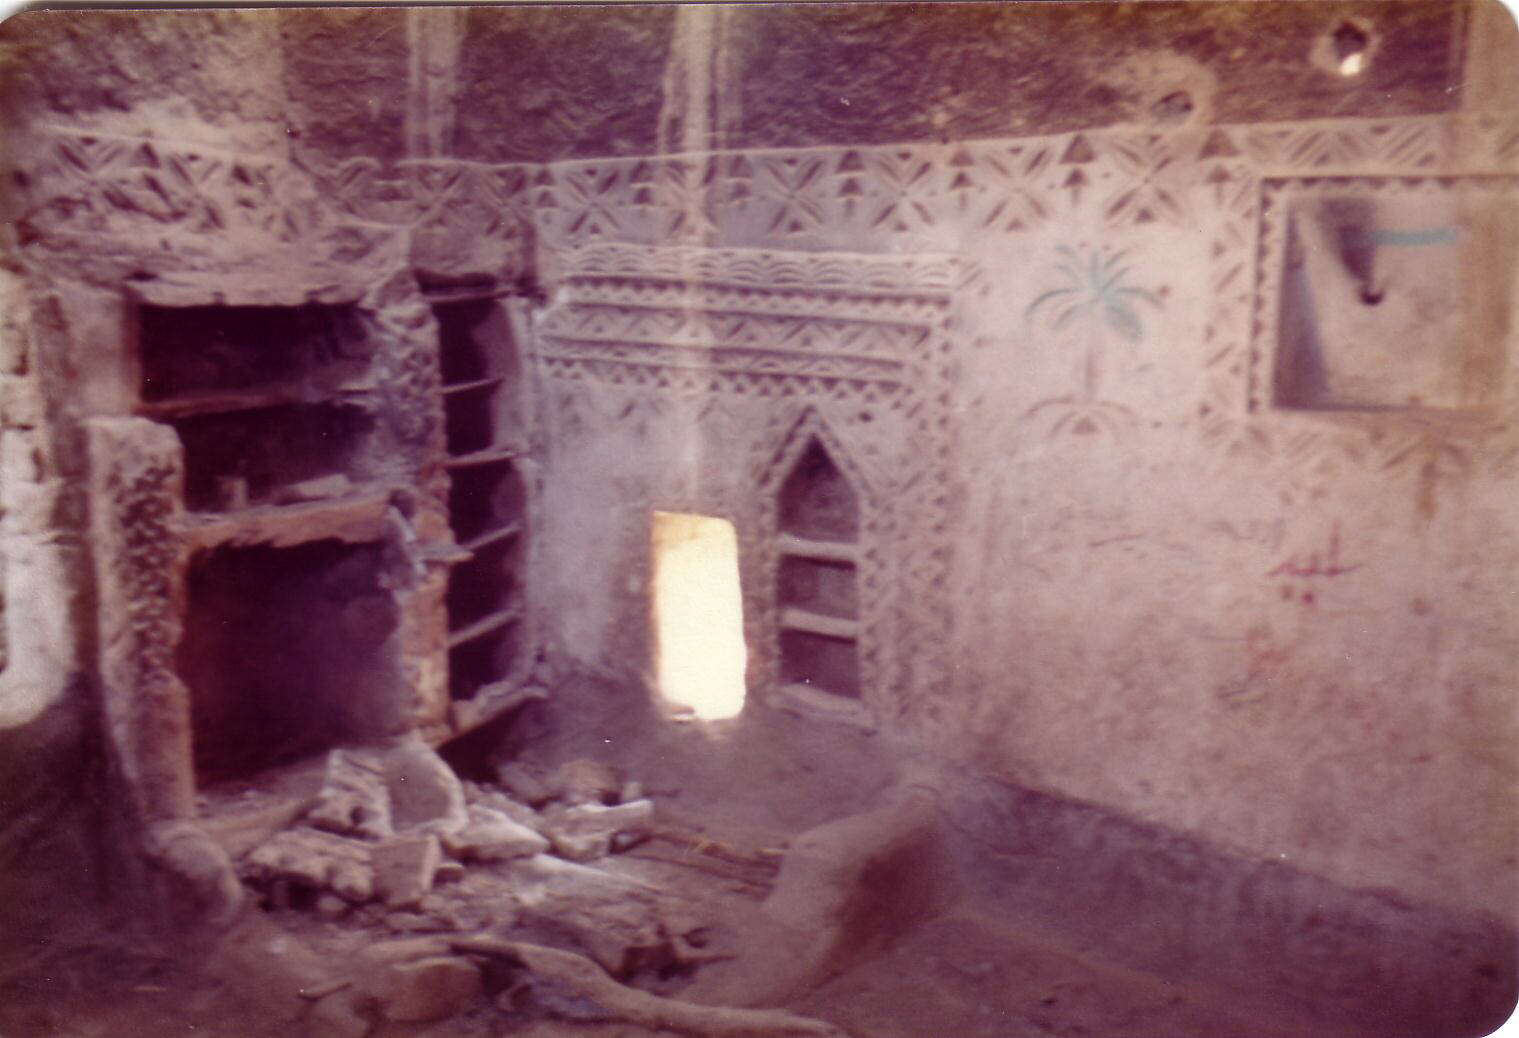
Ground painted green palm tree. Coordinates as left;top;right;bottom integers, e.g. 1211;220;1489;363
1025;245;1162;401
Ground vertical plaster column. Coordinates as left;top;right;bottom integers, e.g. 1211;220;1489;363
87;416;242;925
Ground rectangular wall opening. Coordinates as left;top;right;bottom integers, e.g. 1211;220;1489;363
449;621;522;703
138;302;369;404
443;381;505;456
447;458;525;546
778;554;859;619
779;628;862;700
1271;186;1515;411
170;403;374;513
179;540;400;783
135;301;379;516
445;534;523;632
651;512;747;721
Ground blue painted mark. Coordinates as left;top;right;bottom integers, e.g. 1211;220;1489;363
1372;226;1457;247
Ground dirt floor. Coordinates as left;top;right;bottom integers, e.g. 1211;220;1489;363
0;677;1359;1038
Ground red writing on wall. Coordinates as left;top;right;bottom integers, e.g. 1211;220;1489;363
1267;520;1361;580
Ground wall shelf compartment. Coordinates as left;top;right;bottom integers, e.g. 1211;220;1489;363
775;437;862;703
431;293;532;709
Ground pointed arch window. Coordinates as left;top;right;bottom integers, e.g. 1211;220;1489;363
775;439;861;700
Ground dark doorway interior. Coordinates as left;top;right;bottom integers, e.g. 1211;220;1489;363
179;539;399;782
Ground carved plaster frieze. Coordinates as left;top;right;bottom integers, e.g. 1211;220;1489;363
534;239;964;727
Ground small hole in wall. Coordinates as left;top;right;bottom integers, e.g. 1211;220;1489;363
1151;90;1194;123
1332;21;1370;76
650;512;747;721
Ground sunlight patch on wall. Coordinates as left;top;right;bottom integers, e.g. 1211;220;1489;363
651;511;747;720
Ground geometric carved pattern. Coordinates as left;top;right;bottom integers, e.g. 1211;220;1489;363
21;110;1519;715
25;115;1519;259
21;131;316;247
559;241;973;295
539;243;968;727
85;417;196;825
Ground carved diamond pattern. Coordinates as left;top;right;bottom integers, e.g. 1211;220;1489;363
551;163;629;242
864;149;939;234
755;154;830;236
1101;132;1191;227
964;141;1057;232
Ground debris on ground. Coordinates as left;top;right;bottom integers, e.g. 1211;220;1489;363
200;733;789;1036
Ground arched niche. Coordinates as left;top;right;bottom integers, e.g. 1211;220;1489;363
774;438;862;702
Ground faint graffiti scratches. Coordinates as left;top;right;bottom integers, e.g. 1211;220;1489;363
1205;517;1286;552
1267;520;1361;579
1218;623;1294;705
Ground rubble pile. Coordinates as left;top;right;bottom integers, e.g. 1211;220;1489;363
208;739;764;1034
237;742;659;919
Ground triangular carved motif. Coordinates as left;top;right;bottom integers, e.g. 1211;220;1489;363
756;405;877;507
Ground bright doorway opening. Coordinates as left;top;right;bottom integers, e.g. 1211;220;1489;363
650;512;747;720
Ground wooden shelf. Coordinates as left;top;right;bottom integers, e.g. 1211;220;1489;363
423;286;509;306
776;534;860;564
442;376;505;397
444;446;520;470
774;683;875;730
447;603;522;650
778;607;859;641
137;386;306;421
460;522;521;555
183;488;393;554
450;680;546;736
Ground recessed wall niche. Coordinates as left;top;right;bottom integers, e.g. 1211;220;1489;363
137;302;370;404
427;289;533;722
1269;178;1516;412
135;301;377;511
179;540;400;782
170;403;374;512
775;438;862;702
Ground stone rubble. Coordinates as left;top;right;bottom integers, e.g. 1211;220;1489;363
542;799;656;862
383;734;469;833
306;750;393;841
244;827;375;904
238;742;661;914
306;989;372;1038
465;781;550;831
441;803;551;862
221;741;736;1033
371;832;442;909
554;757;622;806
494;761;556;808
